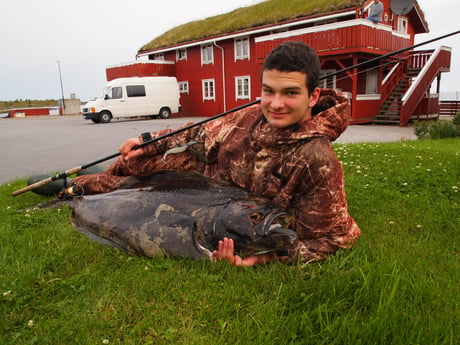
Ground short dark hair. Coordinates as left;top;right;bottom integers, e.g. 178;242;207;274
261;41;320;94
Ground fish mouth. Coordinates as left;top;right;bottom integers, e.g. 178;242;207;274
244;212;298;256
259;212;291;236
247;228;298;256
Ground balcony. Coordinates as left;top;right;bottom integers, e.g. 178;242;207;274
255;19;412;61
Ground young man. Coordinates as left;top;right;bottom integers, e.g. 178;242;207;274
70;41;361;265
366;0;384;24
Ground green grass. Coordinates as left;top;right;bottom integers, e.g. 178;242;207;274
0;99;57;112
1;138;459;344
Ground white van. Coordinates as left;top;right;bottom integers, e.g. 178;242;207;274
82;77;181;123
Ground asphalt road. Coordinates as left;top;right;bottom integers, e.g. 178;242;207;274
0;114;417;185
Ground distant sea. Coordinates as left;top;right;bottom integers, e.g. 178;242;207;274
440;91;460;100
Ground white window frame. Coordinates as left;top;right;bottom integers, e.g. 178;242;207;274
176;48;187;61
179;81;189;94
201;44;214;65
154;53;164;61
202;79;215;100
397;17;408;34
320;69;337;89
235;76;251;100
234;37;250;61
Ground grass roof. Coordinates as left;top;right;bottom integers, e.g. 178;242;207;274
138;0;364;53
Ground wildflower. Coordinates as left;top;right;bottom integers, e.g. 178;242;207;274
28;320;34;327
416;224;422;229
2;290;11;296
389;221;395;225
25;213;31;218
102;339;110;344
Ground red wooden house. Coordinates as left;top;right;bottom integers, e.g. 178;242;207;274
109;0;452;126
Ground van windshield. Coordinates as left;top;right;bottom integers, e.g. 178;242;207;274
102;86;123;99
101;86;111;98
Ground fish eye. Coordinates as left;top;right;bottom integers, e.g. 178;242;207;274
249;212;263;225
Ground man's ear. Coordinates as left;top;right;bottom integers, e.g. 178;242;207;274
309;87;321;107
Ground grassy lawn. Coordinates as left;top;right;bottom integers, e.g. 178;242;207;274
1;138;458;345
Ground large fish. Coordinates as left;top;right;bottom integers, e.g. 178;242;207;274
56;170;298;260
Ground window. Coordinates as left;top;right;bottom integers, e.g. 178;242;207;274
235;37;250;60
154;53;164;61
179;81;189;94
397;17;408;34
319;69;337;89
176;48;187;61
235;76;250;100
202;79;215;100
126;85;146;97
201;44;214;65
105;86;122;99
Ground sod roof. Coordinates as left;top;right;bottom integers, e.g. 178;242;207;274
138;0;364;53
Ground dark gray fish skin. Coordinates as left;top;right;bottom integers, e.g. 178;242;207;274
68;170;299;260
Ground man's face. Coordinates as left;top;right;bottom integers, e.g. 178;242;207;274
261;69;320;129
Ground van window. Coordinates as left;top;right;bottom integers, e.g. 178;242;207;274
127;85;146;97
106;86;122;99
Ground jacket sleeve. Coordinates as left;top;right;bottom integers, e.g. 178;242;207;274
140;106;259;164
285;138;361;263
139;122;199;157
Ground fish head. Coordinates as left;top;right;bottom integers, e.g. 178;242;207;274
200;197;299;257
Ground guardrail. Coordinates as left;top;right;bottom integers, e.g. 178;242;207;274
440;100;460;116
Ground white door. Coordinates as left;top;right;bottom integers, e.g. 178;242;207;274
366;70;378;94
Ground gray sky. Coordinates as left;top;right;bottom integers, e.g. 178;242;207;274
1;0;458;102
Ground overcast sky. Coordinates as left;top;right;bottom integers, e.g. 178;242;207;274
1;0;458;102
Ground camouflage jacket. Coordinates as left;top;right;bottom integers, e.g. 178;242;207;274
75;89;361;263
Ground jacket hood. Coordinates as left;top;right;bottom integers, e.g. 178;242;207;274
304;88;350;141
256;88;351;146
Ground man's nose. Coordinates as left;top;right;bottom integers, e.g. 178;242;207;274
271;94;284;109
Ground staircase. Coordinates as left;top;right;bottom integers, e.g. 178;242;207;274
373;47;451;126
373;68;418;124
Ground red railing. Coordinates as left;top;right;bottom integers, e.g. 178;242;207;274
255;19;411;61
400;47;452;126
410;50;434;69
440;100;460;116
380;61;407;103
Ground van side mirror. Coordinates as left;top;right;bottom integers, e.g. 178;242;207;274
104;94;109;100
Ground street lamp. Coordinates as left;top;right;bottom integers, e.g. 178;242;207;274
57;60;66;111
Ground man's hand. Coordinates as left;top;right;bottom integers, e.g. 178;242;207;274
119;138;144;160
211;237;271;267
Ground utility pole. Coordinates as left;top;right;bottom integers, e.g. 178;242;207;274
57;60;66;111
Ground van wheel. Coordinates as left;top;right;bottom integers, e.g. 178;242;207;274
159;107;171;119
99;111;112;123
